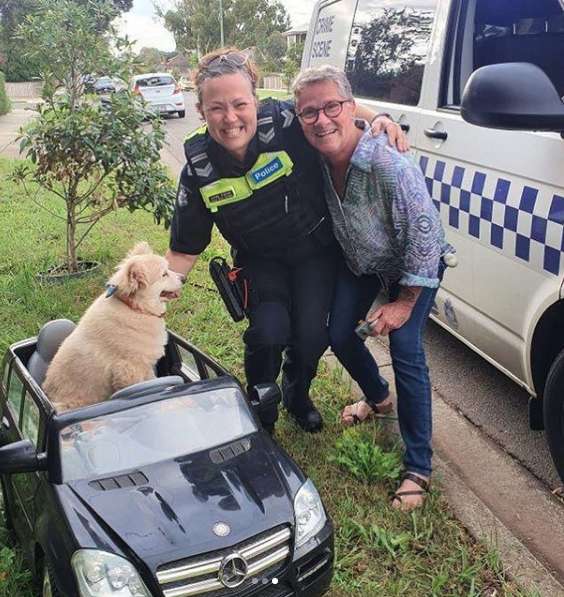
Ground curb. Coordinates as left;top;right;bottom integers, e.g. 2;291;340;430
323;336;564;594
435;454;564;596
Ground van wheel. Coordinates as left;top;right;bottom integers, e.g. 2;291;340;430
178;110;186;118
543;348;564;482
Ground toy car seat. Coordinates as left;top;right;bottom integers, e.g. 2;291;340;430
28;319;76;386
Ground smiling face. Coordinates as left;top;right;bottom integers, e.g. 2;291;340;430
198;73;258;162
296;80;359;164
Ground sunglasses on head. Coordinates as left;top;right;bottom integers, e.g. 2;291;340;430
202;51;250;71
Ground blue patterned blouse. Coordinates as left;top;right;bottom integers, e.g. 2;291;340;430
320;126;454;288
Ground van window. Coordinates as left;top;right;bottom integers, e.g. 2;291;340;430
445;0;564;106
345;0;437;105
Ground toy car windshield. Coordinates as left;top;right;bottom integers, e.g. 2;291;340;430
59;386;257;481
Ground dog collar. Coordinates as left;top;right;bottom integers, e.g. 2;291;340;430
114;294;165;318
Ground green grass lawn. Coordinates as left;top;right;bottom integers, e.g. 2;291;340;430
257;88;291;101
0;156;535;596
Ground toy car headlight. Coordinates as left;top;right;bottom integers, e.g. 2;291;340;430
71;550;151;597
293;479;327;548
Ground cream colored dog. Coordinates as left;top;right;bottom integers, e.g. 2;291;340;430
43;242;184;412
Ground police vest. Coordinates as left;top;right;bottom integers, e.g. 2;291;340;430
183;100;333;256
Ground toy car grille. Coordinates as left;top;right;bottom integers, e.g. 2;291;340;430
156;525;291;597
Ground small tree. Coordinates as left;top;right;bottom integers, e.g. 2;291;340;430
282;41;303;91
12;0;175;273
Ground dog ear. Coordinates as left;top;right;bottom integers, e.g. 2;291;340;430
127;242;153;257
107;259;149;296
125;261;149;294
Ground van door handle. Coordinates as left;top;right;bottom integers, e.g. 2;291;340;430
424;128;448;140
400;123;410;133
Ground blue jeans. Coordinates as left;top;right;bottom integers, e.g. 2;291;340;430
329;263;442;477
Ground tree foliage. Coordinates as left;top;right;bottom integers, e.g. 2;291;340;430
0;0;133;80
137;47;166;72
161;0;290;56
13;0;175;273
256;31;286;72
282;41;303;89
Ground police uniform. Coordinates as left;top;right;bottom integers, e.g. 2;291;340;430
170;99;339;430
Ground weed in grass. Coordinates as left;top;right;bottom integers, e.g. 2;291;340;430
351;521;412;558
331;427;402;484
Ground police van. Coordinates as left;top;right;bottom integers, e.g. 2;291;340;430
302;0;564;480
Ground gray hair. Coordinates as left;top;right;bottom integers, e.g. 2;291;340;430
292;65;353;101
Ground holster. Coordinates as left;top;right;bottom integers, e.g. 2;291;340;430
209;256;247;322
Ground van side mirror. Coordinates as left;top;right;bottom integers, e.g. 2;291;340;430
250;383;281;434
0;439;47;474
461;62;564;132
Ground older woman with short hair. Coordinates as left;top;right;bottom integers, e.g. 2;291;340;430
293;65;454;509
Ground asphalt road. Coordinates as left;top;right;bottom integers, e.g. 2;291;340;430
425;322;561;488
5;93;562;489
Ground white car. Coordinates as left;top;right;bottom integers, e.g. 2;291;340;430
131;72;186;118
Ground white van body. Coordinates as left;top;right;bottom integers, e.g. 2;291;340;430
302;0;564;476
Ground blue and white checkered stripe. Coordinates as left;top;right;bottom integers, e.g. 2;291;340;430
420;156;564;277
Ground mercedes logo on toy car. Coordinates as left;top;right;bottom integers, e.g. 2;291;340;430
219;553;248;588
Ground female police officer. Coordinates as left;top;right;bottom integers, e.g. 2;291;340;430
166;48;405;433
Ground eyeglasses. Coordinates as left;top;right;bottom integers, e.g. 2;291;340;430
296;99;353;124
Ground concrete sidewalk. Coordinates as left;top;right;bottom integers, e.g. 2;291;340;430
324;337;564;595
0;104;39;159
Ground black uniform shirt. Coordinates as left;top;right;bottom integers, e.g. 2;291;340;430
169;100;323;256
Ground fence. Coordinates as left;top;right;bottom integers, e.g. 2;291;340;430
261;74;286;91
5;81;43;99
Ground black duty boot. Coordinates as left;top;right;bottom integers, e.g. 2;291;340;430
283;391;323;432
287;405;323;433
281;348;323;432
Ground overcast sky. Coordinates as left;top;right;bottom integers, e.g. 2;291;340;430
117;0;315;52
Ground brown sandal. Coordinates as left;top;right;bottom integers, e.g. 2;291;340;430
391;472;430;511
342;398;394;426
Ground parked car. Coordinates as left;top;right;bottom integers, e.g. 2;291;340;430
302;0;564;482
131;72;186;118
0;322;333;597
178;75;194;91
92;76;126;96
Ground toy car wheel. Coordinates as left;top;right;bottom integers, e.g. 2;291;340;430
543;348;564;482
178;110;186;118
41;560;61;597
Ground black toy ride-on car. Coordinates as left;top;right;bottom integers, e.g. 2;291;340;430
0;321;334;597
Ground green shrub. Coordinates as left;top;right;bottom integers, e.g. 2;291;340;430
0;72;11;116
331;427;402;484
